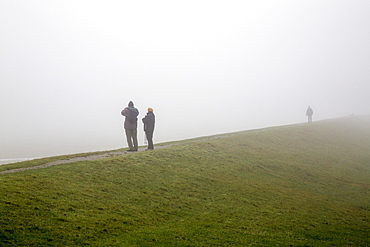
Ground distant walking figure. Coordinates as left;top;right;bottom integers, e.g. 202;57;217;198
306;106;313;123
142;108;155;150
121;101;139;151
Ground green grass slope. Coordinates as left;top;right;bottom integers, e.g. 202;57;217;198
1;116;370;246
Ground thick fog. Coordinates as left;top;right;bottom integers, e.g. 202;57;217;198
1;1;370;159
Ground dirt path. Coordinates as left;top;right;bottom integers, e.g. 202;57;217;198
0;132;243;175
0;144;174;175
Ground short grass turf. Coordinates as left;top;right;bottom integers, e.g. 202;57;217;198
1;116;369;246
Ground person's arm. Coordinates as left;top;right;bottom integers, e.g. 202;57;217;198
121;107;129;117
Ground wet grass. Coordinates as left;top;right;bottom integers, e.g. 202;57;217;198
1;116;369;246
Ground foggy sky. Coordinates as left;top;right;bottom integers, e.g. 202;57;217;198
1;1;370;159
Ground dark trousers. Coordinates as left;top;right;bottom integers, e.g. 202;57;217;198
308;115;312;123
125;128;138;150
145;131;154;150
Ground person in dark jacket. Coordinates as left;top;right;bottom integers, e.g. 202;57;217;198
306;106;313;123
121;101;139;151
142;108;155;150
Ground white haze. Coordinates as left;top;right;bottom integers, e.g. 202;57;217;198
1;1;370;159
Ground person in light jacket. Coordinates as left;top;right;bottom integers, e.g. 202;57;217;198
121;101;139;151
142;108;155;150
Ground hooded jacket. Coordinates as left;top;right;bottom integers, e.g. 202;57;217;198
121;106;139;129
306;107;313;116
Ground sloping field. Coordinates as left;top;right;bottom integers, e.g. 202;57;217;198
1;116;369;246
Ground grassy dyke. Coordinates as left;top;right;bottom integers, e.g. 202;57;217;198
0;142;179;173
0;151;113;172
1;116;369;246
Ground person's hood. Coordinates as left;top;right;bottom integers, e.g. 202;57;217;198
128;107;139;114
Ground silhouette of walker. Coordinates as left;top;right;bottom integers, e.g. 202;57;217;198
121;101;139;151
306;106;313;123
142;108;155;150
